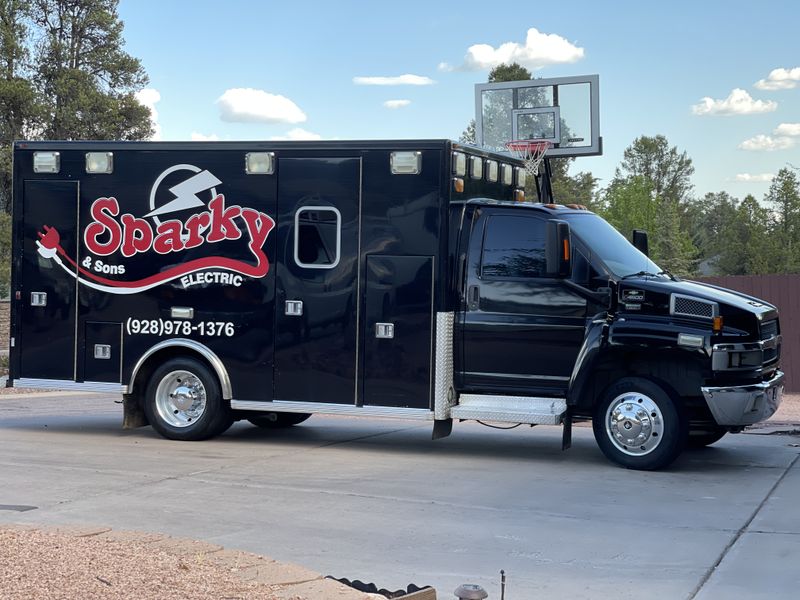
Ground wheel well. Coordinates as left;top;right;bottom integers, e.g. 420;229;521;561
574;350;704;416
128;347;228;406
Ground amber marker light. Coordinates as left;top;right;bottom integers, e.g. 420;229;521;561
514;189;525;202
712;316;723;333
563;238;570;261
453;177;464;193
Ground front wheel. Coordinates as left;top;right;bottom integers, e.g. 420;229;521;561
144;357;232;441
593;377;687;470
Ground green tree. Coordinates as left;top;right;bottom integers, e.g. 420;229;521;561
715;195;774;275
0;0;40;212
31;0;152;141
549;156;598;206
764;168;800;272
615;135;695;204
685;191;739;260
600;176;658;235
459;119;476;144
487;63;532;83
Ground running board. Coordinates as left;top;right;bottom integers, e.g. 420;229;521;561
451;394;567;425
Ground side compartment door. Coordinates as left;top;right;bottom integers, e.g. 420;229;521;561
273;157;361;404
18;181;79;380
461;211;587;393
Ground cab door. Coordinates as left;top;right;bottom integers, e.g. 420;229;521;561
461;209;587;394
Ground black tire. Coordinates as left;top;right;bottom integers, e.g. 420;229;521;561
143;357;232;441
592;377;688;470
248;412;311;429
687;428;727;448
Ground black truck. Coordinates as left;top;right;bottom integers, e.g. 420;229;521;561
10;139;783;470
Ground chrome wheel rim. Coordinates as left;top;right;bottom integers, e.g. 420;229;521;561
155;370;207;428
605;392;664;456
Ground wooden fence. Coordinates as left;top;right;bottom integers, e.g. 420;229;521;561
698;275;798;391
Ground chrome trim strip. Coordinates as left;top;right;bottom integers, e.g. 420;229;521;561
13;378;125;393
434;312;455;419
466;371;570;381
428;262;435;409
231;400;434;420
126;338;232;399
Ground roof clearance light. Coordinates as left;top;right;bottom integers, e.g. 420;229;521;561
33;151;60;174
501;164;513;186
470;156;483;179
452;152;467;176
486;160;498;183
85;152;113;174
390;151;422;174
516;166;526;187
246;152;275;174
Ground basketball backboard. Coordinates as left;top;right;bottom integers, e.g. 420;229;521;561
474;74;601;158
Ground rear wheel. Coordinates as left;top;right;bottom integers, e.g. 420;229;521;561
248;412;311;429
144;357;232;441
593;377;687;470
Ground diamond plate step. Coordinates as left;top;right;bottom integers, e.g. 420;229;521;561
451;394;567;425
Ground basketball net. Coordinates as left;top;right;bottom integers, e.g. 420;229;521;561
505;140;552;178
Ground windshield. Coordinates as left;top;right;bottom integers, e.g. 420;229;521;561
565;213;662;278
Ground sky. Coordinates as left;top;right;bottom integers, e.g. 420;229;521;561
118;0;800;200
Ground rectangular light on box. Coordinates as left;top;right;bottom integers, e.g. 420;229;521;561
390;151;422;175
86;152;113;174
246;152;275;174
33;152;60;174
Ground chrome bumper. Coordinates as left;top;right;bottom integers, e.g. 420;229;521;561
701;371;784;426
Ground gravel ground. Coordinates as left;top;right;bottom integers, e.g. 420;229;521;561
0;528;283;600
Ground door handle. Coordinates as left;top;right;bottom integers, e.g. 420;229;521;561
468;285;480;310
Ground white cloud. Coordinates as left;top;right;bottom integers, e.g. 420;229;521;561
738;134;795;151
691;89;777;116
353;74;435;86
135;88;162;140
437;62;453;72
735;173;775;182
217;88;306;124
383;99;411;109
455;27;584;71
190;132;219;141
269;128;323;141
775;123;800;136
755;67;800;90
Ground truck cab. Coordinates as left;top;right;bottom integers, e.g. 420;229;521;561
451;199;783;469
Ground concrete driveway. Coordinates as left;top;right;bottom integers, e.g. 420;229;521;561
1;392;798;599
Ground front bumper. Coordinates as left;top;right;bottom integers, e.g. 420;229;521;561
701;371;784;426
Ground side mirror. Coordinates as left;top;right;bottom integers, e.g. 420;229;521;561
632;229;649;256
546;220;572;278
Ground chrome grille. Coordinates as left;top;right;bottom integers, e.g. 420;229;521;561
761;319;778;339
671;294;717;319
761;320;780;364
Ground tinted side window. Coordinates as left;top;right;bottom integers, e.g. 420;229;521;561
481;215;546;278
295;207;341;268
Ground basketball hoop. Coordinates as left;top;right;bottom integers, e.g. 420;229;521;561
505;140;552;177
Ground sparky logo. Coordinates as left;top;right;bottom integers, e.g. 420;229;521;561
36;165;275;295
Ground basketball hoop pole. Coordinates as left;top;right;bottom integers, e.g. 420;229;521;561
538;157;554;204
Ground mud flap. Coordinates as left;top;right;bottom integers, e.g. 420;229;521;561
432;418;452;440
122;393;148;429
561;411;572;450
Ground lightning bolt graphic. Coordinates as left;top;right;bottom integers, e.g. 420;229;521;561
144;170;222;218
